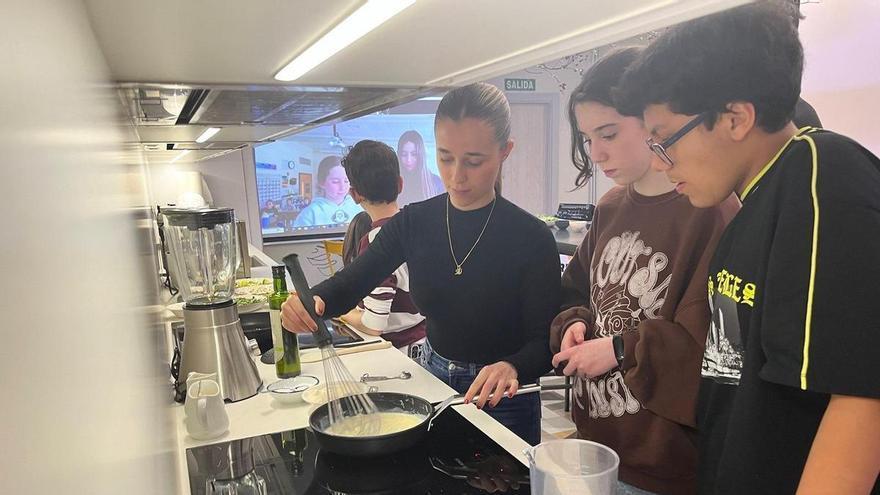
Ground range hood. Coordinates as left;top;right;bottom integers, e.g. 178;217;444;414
119;83;437;162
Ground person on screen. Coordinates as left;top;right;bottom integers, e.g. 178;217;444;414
260;199;279;228
280;196;296;211
293;156;362;228
396;130;444;205
279;196;299;229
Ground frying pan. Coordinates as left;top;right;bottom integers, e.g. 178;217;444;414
309;384;542;457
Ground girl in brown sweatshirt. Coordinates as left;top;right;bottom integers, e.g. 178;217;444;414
549;48;738;494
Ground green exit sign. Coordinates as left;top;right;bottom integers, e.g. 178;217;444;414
504;78;536;91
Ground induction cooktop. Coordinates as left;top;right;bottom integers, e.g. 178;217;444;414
185;407;530;494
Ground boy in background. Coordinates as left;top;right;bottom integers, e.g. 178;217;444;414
340;140;427;363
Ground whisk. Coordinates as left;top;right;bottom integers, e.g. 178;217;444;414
283;254;381;436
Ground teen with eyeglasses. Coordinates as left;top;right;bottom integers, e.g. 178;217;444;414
618;2;880;494
549;47;737;495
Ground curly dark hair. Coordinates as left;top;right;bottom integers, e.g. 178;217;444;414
567;47;642;189
341;140;400;203
615;1;803;133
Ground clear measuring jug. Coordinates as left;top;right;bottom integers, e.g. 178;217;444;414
524;439;620;495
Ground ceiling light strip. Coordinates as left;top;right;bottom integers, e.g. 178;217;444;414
274;0;415;82
195;127;221;143
170;149;191;163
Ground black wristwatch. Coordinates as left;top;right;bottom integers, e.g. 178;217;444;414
612;334;625;368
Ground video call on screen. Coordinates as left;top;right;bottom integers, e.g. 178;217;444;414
255;111;445;240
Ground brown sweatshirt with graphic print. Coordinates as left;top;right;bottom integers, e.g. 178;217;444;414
550;186;738;495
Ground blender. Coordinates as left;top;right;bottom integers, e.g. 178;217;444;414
163;207;262;402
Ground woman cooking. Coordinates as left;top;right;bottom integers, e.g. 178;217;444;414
281;83;561;445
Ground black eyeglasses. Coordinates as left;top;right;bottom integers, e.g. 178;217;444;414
646;113;708;166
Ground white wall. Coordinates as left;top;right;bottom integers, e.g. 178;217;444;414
148;148;264;250
487;66;619;208
800;0;880;155
241;146;263;250
1;0;174;492
261;240;336;286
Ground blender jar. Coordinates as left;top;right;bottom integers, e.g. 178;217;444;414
162;207;237;307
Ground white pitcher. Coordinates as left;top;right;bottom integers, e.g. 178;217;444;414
184;375;229;440
186;371;218;391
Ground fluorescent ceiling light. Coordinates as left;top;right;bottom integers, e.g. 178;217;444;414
195;127;221;143
170;150;191;163
274;0;416;81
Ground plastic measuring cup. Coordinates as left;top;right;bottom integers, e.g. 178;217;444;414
524;439;620;495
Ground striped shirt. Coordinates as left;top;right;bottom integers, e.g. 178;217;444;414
356;217;426;349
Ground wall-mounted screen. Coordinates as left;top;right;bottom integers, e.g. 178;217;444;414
254;108;444;241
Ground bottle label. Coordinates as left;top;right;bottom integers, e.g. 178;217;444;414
270;309;284;364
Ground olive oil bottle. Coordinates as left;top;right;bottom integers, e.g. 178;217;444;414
270;265;301;378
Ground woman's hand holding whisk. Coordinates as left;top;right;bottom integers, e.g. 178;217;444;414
281;294;325;333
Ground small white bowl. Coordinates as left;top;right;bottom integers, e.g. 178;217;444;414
266;375;320;404
568;220;588;233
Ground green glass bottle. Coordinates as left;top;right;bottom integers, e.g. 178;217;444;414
270;265;301;378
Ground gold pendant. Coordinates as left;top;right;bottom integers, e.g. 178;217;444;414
454;266;463;276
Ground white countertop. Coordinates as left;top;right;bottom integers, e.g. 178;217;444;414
169;330;531;494
165;243;531;493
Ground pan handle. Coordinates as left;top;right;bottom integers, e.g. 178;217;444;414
427;383;542;431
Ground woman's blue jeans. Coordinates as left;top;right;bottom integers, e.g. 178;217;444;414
423;340;542;445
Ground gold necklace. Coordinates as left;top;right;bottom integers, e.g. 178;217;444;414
446;196;496;276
